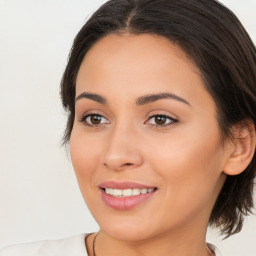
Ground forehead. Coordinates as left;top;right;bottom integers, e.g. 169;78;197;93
78;33;200;80
76;33;216;113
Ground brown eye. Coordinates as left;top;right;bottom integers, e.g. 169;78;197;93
79;114;110;127
78;114;111;128
89;115;102;124
155;116;167;125
146;114;177;127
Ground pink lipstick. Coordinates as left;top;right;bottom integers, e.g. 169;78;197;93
99;181;157;210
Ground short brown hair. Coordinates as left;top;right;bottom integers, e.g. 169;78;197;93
60;0;256;237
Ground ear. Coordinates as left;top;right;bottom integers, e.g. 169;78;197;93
223;120;256;176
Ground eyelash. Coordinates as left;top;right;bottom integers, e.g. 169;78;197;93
78;113;178;128
146;114;178;128
78;113;109;128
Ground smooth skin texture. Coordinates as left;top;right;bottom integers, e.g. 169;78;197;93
70;34;254;256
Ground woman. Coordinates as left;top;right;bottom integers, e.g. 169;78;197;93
1;0;255;255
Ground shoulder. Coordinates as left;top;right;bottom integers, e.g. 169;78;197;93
0;233;89;256
207;243;223;256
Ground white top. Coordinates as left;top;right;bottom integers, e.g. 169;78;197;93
0;233;223;256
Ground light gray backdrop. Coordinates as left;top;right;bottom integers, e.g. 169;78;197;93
0;1;255;255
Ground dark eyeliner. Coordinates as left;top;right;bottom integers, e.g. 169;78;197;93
78;112;99;121
147;114;178;128
78;113;101;125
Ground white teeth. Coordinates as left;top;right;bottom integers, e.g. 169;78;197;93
132;188;140;195
113;189;122;196
123;189;132;196
105;188;113;195
104;188;155;197
140;188;147;194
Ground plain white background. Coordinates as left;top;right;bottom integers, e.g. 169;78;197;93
0;0;255;255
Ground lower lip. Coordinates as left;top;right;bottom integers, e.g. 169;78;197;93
100;189;156;210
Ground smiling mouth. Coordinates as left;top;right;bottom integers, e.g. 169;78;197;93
99;183;158;210
102;188;157;197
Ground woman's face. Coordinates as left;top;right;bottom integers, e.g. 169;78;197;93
70;34;229;241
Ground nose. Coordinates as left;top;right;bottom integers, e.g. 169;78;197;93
102;124;143;171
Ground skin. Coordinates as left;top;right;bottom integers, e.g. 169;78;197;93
70;33;235;256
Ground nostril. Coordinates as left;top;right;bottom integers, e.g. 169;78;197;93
123;163;133;166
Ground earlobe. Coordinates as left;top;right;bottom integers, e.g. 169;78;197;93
223;120;256;176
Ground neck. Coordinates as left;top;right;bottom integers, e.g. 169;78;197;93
93;224;214;256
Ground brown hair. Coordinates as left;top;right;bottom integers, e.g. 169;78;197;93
60;0;256;237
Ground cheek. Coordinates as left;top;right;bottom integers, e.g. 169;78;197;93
146;124;225;212
69;129;101;195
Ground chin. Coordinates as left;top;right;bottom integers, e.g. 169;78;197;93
96;214;157;242
103;225;153;242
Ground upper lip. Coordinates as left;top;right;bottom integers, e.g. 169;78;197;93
98;181;157;190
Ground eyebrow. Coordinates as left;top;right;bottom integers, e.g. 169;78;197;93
75;92;190;106
76;92;106;104
136;93;190;106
